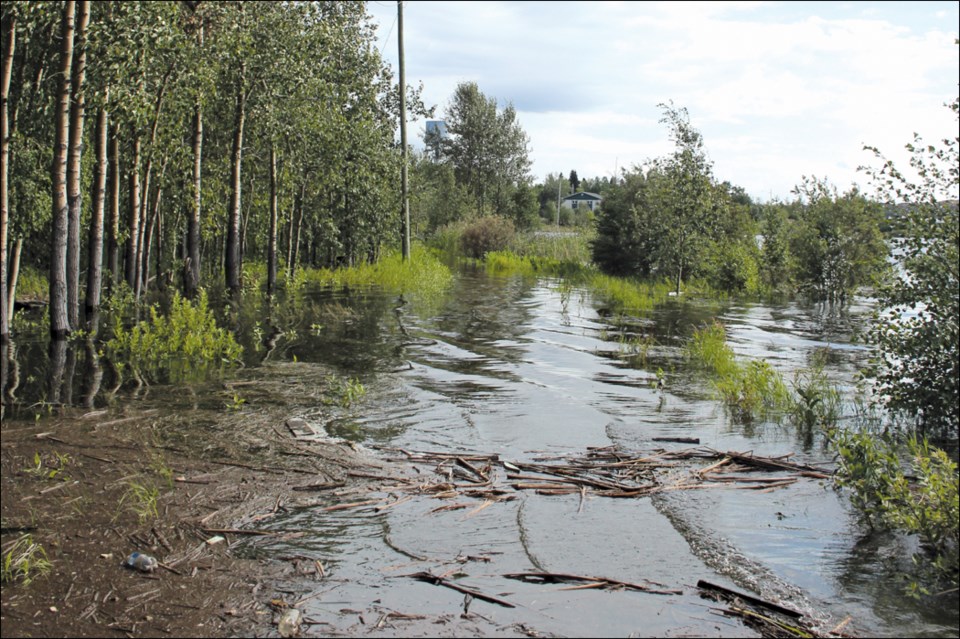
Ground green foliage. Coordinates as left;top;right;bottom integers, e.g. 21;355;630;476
459;216;516;259
686;322;790;420
591;168;670;278
788;353;842;430
437;82;532;217
119;479;159;524
829;429;959;591
701;240;761;295
105;291;242;385
1;534;51;586
293;245;452;301
788;178;889;301
323;374;366;408
24;451;72;481
862;98;959;437
759;205;793;294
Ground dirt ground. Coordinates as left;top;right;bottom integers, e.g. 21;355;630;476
1;363;402;638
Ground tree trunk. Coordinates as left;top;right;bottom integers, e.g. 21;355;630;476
225;60;245;295
294;182;305;273
106;123;119;287
6;238;20;323
50;0;76;339
267;143;278;295
136;72;170;298
1;12;15;340
85;101;107;334
125;132;141;295
66;0;89;330
185;27;203;298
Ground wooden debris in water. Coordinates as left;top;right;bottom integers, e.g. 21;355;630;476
401;571;516;608
697;579;853;638
376;446;833;519
504;572;682;596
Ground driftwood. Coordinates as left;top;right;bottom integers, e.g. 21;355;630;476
402;571;516;608
652;436;700;444
379;445;833;523
505;572;682;596
697;579;801;618
695;579;852;638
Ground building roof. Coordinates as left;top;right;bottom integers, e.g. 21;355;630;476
562;192;602;201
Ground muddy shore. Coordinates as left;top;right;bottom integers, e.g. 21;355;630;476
1;362;400;638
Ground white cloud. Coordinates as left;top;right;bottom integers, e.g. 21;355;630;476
370;1;959;200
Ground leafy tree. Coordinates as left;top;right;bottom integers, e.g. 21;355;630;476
591;167;663;277
651;103;718;294
438;82;531;217
568;169;579;193
788;177;888;301
758;203;792;294
862;97;959;437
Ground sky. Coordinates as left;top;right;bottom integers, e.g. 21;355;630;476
365;1;959;202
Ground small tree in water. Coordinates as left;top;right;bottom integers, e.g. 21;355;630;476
862;96;959;439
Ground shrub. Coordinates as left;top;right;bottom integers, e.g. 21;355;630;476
829;429;958;593
106;291;243;384
460;216;515;259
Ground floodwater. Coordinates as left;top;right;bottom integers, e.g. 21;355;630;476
4;267;958;637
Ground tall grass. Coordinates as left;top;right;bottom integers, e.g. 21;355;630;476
685;321;790;420
292;245;452;300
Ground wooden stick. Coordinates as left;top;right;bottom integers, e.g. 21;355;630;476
696;579;802;619
404;571;516;608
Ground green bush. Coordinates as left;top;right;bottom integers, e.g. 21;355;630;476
106;291;243;384
829;429;959;593
460;216;516;259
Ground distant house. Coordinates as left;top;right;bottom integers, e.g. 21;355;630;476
561;192;602;211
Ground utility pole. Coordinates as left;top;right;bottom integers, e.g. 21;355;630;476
398;1;410;260
556;176;561;228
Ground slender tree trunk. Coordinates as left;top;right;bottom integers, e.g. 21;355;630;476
267;143;278;295
106;123;120;287
66;0;90;331
85;100;107;334
141;170;164;294
185;28;203;298
6;238;20;323
293;181;305;274
126;131;141;293
225;61;245;295
1;12;15;340
50;0;76;339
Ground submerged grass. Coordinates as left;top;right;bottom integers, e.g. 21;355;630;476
105;291;243;385
686;321;790;420
292;245;452;301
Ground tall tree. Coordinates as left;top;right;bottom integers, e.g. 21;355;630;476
49;0;76;339
440;82;530;217
65;0;89;329
653;103;717;294
84;91;107;333
1;8;15;340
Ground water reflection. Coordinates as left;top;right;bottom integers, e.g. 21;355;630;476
1;270;955;637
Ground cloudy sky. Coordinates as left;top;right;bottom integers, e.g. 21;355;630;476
366;1;958;201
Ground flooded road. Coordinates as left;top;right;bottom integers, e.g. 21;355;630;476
4;267;956;637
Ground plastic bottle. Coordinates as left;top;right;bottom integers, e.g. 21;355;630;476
123;551;158;573
277;607;302;638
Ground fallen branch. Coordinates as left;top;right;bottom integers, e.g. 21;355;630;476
504;572;681;596
697;579;801;619
402;571;516;608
